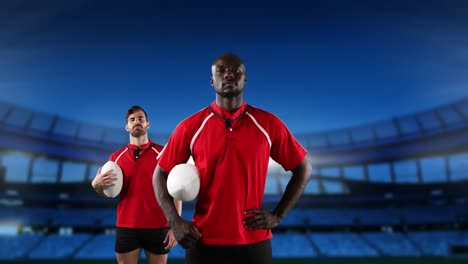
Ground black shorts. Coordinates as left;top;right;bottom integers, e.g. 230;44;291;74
115;227;170;254
186;239;273;264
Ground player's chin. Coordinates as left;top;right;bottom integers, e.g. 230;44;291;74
217;89;241;98
130;130;146;137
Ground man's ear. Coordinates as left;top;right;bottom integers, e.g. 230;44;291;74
210;77;214;86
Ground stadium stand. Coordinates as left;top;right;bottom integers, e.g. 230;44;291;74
74;233;116;259
309;232;379;257
1;97;468;260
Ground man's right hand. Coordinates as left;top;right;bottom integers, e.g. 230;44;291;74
91;167;118;197
91;167;117;189
173;218;202;249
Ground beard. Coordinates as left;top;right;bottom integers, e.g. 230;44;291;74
130;128;147;138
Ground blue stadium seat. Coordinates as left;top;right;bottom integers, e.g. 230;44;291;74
0;233;42;259
75;234;115;259
309;232;379;257
271;233;317;258
29;233;91;259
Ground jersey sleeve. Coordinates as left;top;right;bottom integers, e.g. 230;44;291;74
269;116;307;171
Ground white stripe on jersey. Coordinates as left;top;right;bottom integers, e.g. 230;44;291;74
246;112;271;149
190;113;214;152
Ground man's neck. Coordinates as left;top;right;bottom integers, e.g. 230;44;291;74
129;136;149;147
216;95;243;113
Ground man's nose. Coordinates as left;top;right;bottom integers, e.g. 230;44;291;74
224;69;235;80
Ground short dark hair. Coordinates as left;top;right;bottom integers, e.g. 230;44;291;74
212;53;244;66
126;105;148;121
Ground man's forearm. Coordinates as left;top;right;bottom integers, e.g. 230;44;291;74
91;179;108;198
272;158;312;219
174;198;182;216
153;166;182;225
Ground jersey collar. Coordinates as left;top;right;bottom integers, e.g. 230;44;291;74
127;140;153;150
210;101;248;120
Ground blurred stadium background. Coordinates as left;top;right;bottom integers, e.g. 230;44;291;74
1;97;468;264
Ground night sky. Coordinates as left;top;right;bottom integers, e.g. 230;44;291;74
1;0;467;134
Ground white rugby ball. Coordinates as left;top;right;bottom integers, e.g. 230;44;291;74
167;163;200;201
101;161;123;198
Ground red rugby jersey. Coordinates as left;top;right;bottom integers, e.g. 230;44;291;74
109;140;168;228
158;102;307;245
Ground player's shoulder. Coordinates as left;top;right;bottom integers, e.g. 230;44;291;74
109;146;129;161
247;104;282;122
150;142;164;152
177;106;212;129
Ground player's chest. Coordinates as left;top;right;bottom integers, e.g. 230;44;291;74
193;119;271;156
117;153;158;179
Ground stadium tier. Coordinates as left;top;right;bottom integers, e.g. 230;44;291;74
1;98;468;260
